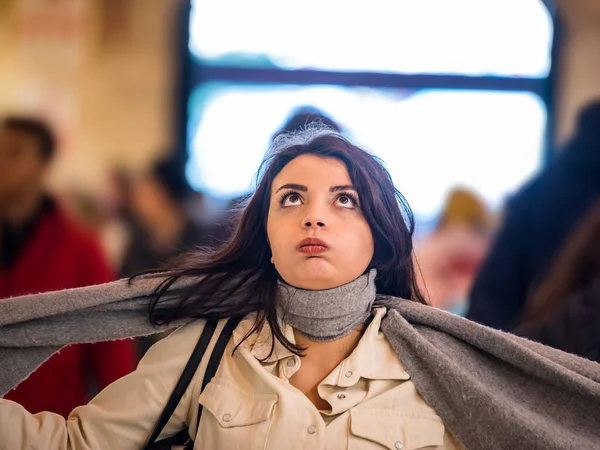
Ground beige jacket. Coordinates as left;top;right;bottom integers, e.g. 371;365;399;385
0;308;460;449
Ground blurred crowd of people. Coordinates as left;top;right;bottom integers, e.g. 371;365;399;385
1;99;599;418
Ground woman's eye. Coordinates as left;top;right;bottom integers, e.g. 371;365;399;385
336;194;357;209
282;193;302;207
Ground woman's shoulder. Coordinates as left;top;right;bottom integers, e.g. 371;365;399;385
138;320;211;368
146;314;259;362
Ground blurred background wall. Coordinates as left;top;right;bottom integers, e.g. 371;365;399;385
0;0;184;197
0;0;595;191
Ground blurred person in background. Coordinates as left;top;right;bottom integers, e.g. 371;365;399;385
0;116;137;418
119;158;219;355
81;169;133;272
513;201;600;362
415;188;493;315
119;159;213;278
468;100;600;330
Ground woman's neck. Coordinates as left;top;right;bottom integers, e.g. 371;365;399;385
277;269;377;342
293;324;365;361
290;325;365;411
277;270;376;409
1;189;44;227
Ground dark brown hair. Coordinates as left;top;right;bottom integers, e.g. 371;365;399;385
521;201;600;324
146;127;427;355
2;116;56;160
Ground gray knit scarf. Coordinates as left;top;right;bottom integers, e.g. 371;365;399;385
1;274;600;449
277;269;376;341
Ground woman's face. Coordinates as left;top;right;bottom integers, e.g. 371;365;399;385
266;154;374;290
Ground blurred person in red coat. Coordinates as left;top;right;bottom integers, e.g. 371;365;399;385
0;116;137;418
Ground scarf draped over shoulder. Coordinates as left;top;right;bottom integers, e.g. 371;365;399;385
1;276;599;449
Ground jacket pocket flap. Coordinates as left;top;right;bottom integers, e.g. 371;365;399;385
199;379;277;428
350;409;445;449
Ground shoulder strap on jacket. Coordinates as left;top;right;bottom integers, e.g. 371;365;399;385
143;317;219;449
195;315;244;433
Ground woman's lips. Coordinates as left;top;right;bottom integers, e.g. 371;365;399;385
299;245;328;255
297;237;329;255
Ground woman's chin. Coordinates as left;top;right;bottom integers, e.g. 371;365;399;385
285;259;339;290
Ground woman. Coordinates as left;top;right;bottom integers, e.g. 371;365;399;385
1;127;599;449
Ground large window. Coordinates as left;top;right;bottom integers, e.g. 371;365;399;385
183;0;556;226
189;0;553;77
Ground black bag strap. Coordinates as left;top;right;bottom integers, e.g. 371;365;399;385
142;317;218;450
194;315;244;433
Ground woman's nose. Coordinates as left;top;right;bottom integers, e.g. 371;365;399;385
302;206;328;229
303;219;326;228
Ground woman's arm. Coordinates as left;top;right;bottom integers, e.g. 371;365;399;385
0;320;206;450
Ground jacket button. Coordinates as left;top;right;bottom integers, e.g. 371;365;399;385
337;393;346;399
395;441;403;449
286;358;296;367
222;414;232;422
345;371;353;378
307;425;317;434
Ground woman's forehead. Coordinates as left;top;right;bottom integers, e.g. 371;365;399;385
272;155;351;189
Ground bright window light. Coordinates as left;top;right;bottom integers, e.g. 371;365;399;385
190;0;553;77
186;83;546;222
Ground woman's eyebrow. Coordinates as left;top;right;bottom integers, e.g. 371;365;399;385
275;183;307;193
330;185;356;192
274;184;356;193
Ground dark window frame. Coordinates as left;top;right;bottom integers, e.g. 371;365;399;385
174;0;559;171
